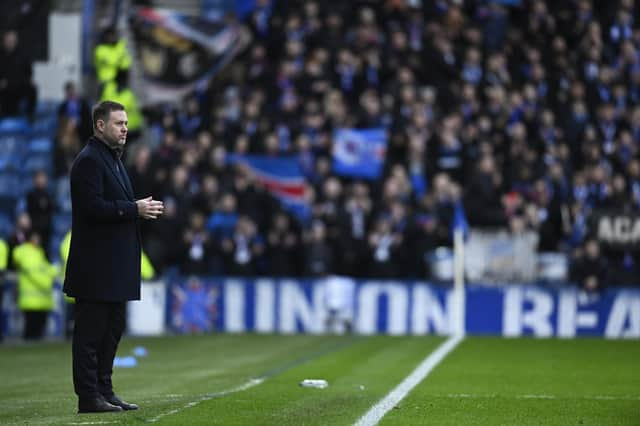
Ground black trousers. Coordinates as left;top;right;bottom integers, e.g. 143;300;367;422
72;300;126;400
65;302;75;339
23;311;48;340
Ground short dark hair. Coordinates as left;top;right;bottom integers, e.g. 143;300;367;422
92;100;125;130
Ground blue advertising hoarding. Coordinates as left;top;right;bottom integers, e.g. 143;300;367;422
167;278;640;338
2;278;638;339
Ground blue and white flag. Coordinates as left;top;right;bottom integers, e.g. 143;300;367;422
332;128;387;180
201;0;262;21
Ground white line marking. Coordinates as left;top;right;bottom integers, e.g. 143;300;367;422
443;393;640;401
146;378;264;423
520;394;555;399
69;422;119;425
354;334;464;426
136;394;185;403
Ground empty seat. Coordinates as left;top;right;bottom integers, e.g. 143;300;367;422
0;117;30;135
0;211;13;237
23;154;52;174
0;173;21;198
56;177;72;212
35;100;58;117
0;195;17;215
28;137;53;154
30;116;57;135
0;134;27;155
53;213;72;234
0;135;27;173
0;156;10;172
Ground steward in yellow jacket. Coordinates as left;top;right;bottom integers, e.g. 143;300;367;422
0;238;7;342
94;27;131;85
100;70;143;134
0;238;7;271
12;231;58;340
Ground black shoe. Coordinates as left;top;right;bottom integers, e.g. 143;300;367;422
106;395;139;411
78;397;123;413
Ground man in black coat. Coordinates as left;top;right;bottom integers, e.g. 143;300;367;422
0;30;37;117
64;101;164;414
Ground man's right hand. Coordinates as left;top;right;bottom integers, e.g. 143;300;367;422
136;196;164;219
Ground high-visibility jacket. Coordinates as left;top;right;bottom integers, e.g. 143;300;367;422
59;231;75;304
61;230;155;282
12;242;58;311
140;250;155;281
100;82;143;132
94;39;132;84
0;239;7;271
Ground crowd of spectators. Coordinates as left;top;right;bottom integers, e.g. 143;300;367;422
5;0;640;289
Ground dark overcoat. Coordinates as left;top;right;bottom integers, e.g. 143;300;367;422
63;136;141;301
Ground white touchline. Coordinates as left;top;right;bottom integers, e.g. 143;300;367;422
146;377;265;423
354;334;464;426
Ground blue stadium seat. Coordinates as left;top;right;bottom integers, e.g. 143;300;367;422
0;134;27;156
0;195;17;214
0;211;13;238
0;117;30;134
30;116;57;135
0;134;27;173
0;156;10;172
0;172;21;198
55;177;72;212
27;137;53;154
23;153;52;175
35;100;58;117
0;196;16;237
52;213;72;235
13;196;26;215
48;233;63;264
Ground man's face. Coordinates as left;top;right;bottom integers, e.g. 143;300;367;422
65;84;76;98
3;31;17;51
98;109;128;147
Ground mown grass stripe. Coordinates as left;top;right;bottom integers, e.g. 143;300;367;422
354;335;464;426
146;336;359;423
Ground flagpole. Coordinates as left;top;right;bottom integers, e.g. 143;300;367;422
453;227;466;337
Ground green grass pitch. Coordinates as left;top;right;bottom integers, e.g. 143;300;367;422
0;335;638;425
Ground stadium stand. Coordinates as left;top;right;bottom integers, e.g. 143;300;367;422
1;0;639;291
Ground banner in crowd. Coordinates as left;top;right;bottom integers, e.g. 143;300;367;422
130;7;250;103
332;128;387;180
465;230;540;283
227;154;310;222
167;278;640;338
590;210;640;251
201;0;259;21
